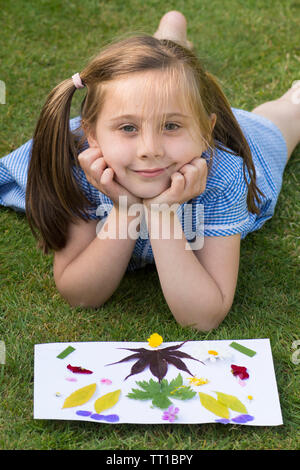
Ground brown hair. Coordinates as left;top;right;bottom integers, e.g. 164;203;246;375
26;35;264;254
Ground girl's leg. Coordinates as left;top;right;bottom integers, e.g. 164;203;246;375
252;83;300;161
153;11;193;49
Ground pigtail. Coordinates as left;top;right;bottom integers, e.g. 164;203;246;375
204;71;265;215
25;78;93;254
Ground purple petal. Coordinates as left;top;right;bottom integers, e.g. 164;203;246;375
90;413;105;421
231;414;255;424
76;410;92;417
89;413;120;422
215;418;230;424
167;405;175;413
103;414;120;423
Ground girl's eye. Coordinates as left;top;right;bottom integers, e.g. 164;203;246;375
120;125;137;133
164;122;180;131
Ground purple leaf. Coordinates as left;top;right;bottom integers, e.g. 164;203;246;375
125;357;149;380
105;352;143;367
162;349;205;365
117;347;152;355
161;341;189;352
149;352;168;382
164;355;194;377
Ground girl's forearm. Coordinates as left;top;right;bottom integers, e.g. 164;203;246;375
58;206;142;308
146;210;224;331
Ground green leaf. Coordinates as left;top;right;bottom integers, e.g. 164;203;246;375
127;388;151;401
171;386;196;400
214;392;248;414
168;374;183;393
127;374;195;410
152;394;173;409
198;392;229;419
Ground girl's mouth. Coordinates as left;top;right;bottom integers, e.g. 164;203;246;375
133;168;167;177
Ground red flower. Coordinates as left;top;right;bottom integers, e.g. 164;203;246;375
67;364;93;374
231;364;249;380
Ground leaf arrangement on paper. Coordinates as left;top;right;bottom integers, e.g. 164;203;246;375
106;341;203;382
34;337;283;425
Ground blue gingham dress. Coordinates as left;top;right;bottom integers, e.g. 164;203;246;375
0;108;288;272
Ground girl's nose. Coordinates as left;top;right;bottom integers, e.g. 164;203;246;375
137;132;164;160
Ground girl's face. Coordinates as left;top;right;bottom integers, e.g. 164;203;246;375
87;71;215;199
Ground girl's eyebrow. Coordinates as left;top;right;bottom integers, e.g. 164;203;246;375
108;113;190;122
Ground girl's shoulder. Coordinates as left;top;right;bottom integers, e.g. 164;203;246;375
202;143;247;197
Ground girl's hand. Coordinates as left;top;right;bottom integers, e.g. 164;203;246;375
78;147;142;210
142;157;207;210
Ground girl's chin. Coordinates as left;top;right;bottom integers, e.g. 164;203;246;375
120;180;169;200
129;186;166;200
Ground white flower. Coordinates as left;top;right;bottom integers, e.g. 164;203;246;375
191;342;233;363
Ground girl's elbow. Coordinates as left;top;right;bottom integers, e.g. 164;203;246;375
56;285;106;309
67;296;105;309
175;306;229;332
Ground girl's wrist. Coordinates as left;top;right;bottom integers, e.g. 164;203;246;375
144;206;179;240
100;205;143;240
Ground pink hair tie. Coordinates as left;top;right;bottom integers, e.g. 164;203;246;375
72;73;85;89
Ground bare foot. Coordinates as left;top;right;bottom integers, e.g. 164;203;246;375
278;81;300;105
153;11;193;50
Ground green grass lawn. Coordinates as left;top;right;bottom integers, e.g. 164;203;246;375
0;0;299;450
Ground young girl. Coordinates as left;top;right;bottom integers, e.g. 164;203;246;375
1;11;299;331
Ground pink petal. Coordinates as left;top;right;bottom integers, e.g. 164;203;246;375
100;378;112;385
238;377;246;387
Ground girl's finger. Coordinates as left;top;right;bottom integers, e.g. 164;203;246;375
179;157;207;172
90;158;107;177
78;147;104;170
100;167;114;186
171;172;185;190
192;157;207;172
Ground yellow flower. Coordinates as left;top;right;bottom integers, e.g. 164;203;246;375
208;350;219;356
247;395;253;401
147;333;163;348
188;377;209;386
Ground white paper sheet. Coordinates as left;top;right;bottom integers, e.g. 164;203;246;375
34;338;283;425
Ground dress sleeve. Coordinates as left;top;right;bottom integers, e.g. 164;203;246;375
72;165;114;222
194;155;251;237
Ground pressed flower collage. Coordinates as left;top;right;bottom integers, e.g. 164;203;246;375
34;336;283;425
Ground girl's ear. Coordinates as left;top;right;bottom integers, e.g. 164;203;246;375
87;134;99;149
210;113;217;132
83;123;100;149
